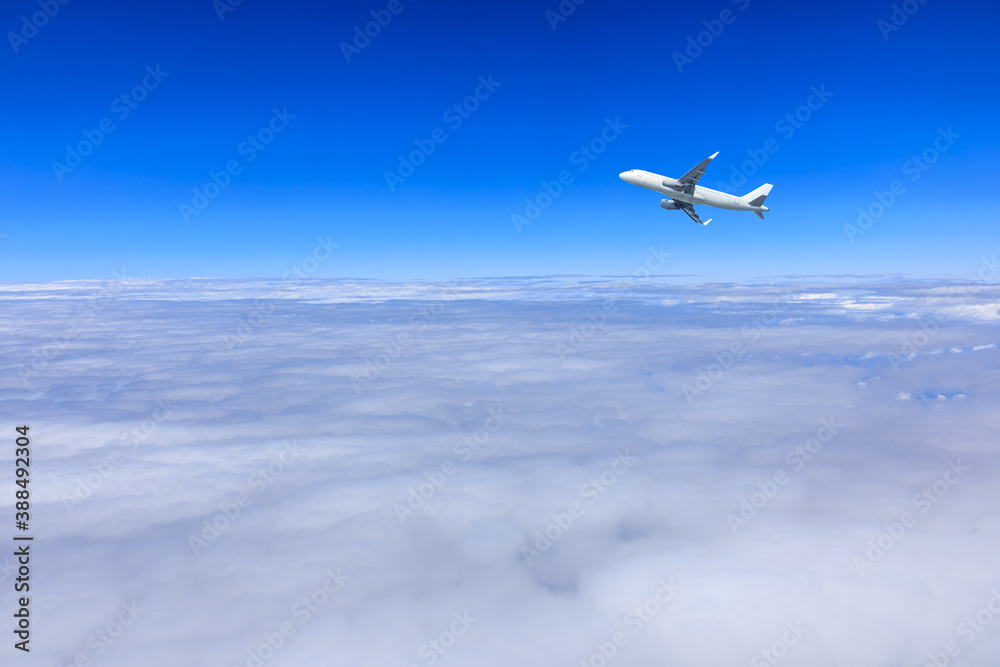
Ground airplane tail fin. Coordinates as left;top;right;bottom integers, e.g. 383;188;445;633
743;183;773;220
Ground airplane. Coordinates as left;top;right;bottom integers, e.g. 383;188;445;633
619;152;772;226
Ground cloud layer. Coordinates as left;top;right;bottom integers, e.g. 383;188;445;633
2;276;999;667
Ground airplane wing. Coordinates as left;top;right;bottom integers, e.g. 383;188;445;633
675;152;719;194
678;202;711;226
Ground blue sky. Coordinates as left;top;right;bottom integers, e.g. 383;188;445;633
1;0;998;281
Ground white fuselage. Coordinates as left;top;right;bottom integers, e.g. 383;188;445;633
619;169;766;212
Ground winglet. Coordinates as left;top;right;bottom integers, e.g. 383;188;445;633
709;151;719;159
703;218;712;225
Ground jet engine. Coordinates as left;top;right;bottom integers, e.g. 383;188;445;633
659;199;679;210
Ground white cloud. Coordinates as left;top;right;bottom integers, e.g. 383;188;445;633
3;277;1000;666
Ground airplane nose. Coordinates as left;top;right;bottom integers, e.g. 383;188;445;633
619;171;628;181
